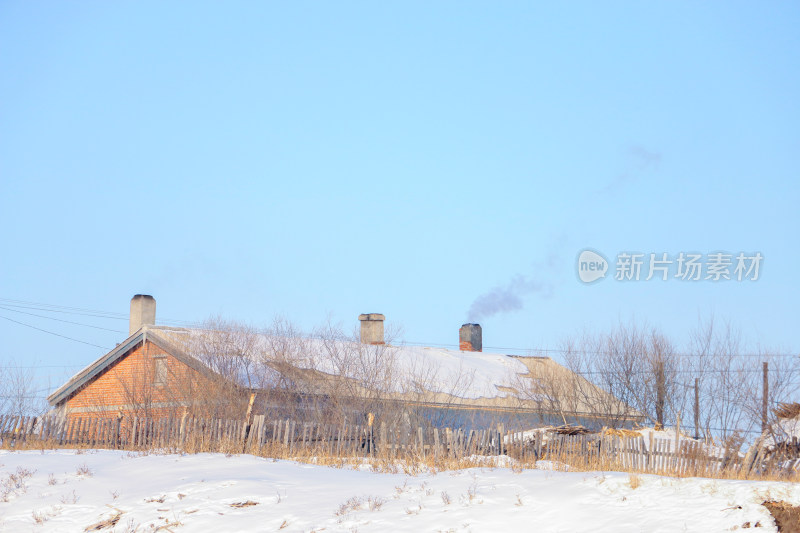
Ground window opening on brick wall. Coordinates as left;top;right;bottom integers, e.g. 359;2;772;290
153;356;167;386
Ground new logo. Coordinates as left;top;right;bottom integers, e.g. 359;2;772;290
577;249;608;284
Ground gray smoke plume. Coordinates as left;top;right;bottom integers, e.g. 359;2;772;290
598;145;662;195
466;238;564;323
467;275;554;323
629;145;661;169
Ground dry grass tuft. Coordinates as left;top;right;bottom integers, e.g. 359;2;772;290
774;403;800;421
60;490;79;504
83;512;121;531
336;496;364;518
604;428;643;438
229;500;258;508
466;481;478;503
368;495;385;511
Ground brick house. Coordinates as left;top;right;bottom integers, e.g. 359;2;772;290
47;296;226;421
48;295;645;429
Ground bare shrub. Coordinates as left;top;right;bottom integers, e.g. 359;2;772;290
1;466;36;502
31;510;47;524
59;490;79;504
467;481;478;503
336;496;364;516
367;496;384;511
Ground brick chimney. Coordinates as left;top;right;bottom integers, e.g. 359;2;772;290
459;323;482;352
129;294;156;335
359;313;385;345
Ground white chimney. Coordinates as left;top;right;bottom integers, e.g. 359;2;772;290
358;313;385;345
129;294;156;335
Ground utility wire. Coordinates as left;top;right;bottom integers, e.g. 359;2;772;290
0;364;83;369
0;301;128;320
1;297;798;360
402;340;799;358
0;305;125;333
0;315;110;349
0;297;128;315
0;297;200;327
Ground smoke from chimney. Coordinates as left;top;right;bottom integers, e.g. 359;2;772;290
467;275;552;323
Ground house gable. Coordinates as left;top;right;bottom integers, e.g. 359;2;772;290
62;339;182;415
47;327;221;414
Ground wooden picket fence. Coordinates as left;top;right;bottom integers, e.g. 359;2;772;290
1;413;797;478
505;430;800;477
0;413;507;459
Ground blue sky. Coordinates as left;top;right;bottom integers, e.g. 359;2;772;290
1;2;798;396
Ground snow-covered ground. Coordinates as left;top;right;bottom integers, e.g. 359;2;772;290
1;449;797;532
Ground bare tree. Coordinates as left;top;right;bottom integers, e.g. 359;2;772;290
550;323;685;429
0;362;45;417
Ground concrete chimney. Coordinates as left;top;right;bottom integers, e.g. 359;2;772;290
129;294;156;335
459;323;482;352
358;313;385;345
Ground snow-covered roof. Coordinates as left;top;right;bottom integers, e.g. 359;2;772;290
48;324;641;420
150;326;529;400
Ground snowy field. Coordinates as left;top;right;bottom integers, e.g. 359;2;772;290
1;450;798;532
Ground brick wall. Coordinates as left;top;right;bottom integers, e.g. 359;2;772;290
63;340;201;419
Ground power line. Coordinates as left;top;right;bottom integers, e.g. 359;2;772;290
0;305;125;333
0;301;128;320
0;297;201;327
0;315;110;350
402;340;799;358
0;296;797;360
0;364;83;369
574;367;797;377
0;395;49;400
